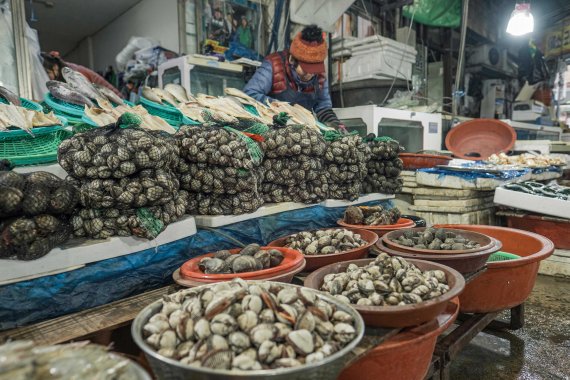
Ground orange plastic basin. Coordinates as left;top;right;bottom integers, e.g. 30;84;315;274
436;224;554;313
180;247;304;280
445;119;516;160
339;298;460;380
399;153;452;170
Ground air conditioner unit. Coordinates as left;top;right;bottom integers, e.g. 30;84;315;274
467;45;506;68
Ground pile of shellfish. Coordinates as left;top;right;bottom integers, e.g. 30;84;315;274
175;126;264;215
59;125;186;239
392;228;481;251
284;229;367;255
320;253;449;306
0;171;76;260
141;279;359;370
324;134;371;201
343;205;401;226
199;244;284;274
259;125;329;203
363;139;403;194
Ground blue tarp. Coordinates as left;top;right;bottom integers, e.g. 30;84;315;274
0;201;392;330
418;166;531;181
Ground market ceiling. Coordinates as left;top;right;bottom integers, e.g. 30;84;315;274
24;0;142;57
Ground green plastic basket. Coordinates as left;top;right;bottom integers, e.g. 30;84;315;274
0;126;72;166
0;96;43;112
243;104;260;116
487;251;521;262
44;93;85;116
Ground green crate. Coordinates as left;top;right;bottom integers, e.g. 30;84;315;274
44;93;85;116
487;251;521;262
0;96;43;112
0;126;72;166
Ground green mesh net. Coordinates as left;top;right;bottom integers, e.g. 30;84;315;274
136;208;164;239
223;126;264;164
322;130;359;141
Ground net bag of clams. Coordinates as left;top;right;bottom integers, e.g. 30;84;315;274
0;170;78;218
362;137;403;194
175;126;264;215
322;131;371;201
70;190;189;239
0;215;71;260
259;124;329;203
59;115;185;239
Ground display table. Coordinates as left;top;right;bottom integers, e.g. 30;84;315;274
0;198;393;330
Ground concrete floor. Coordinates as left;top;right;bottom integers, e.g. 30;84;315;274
450;275;570;380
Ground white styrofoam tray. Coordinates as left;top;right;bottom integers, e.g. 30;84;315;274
0;216;197;285
493;187;570;219
14;163;67;178
194;202;317;228
320;193;395;208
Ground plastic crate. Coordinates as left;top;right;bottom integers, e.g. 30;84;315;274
487;251;521;262
0;126;72;166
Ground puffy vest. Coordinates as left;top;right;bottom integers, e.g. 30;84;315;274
266;50;325;95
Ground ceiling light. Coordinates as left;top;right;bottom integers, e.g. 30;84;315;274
506;3;534;36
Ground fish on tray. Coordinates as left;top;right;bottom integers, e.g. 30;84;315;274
93;83;124;106
47;80;95;107
0;86;21;106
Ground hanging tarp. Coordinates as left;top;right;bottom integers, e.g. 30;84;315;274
403;0;462;28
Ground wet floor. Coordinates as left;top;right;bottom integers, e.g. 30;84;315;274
450;275;570;379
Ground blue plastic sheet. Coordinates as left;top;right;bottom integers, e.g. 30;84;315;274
418;167;530;181
0;200;392;330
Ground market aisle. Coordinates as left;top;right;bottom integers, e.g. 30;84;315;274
450;275;570;379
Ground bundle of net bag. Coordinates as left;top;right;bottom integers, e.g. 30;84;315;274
363;137;404;194
323;131;371;200
259;121;328;204
0;170;76;260
175;125;264;215
59;114;186;239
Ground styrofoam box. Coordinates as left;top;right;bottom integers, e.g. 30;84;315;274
0;216;197;285
494;187;570;219
333;48;415;82
332;35;417;56
321;193;395;208
194;202;317;228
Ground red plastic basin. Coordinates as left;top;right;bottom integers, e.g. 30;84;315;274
180;247;304;280
399;153;452;170
445;119;516;160
339;297;460;380
337;218;415;238
436;224;554;313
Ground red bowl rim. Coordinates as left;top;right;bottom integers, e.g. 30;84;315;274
337;217;415;230
180;246;304;280
445;118;516;160
267;228;379;260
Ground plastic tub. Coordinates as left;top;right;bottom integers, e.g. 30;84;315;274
337;218;415;238
132;281;365;380
399;153;452;170
445;119;516;160
375;238;501;274
304;258;464;328
435;224;554;313
503;213;570;249
267;228;378;272
338;297;460;380
179;247;304;280
382;227;495;255
172;259;306;287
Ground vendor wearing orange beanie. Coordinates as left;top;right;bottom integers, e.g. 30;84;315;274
243;25;345;132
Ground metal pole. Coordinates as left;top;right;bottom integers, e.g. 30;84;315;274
453;0;469;116
178;0;187;54
10;0;32;98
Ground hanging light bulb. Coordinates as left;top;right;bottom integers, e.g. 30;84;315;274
506;2;534;36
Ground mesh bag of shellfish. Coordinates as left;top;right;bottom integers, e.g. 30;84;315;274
261;156;324;187
186;191;264;215
71;190;189;240
260;125;326;158
261;174;329;204
176;126;263;170
0;171;79;218
70;168;180;210
363;138;404;194
177;161;262;197
58;126;179;179
322;133;371;200
0;215;72;260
